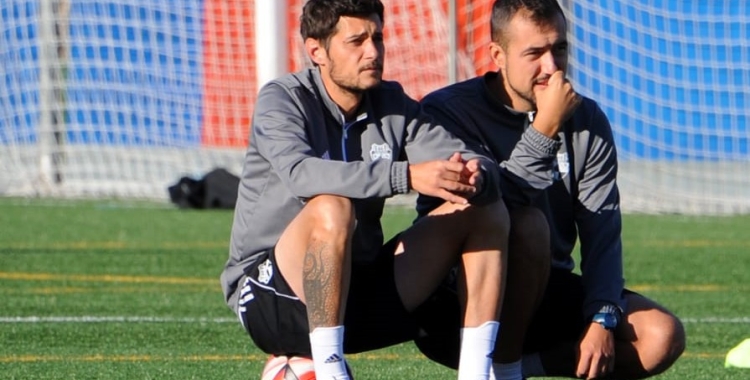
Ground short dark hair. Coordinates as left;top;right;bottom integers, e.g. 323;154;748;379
300;0;385;48
490;0;566;47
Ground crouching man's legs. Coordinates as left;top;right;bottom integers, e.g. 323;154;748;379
412;206;552;380
274;195;356;379
396;199;510;380
491;206;551;380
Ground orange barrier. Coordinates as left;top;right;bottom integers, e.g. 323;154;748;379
202;0;493;148
201;0;255;147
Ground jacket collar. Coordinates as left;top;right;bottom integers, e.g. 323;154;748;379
481;71;535;128
311;67;370;125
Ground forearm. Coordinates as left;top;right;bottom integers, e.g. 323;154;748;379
500;127;562;205
578;209;626;317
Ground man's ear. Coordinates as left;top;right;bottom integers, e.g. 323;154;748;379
489;41;506;68
305;38;327;66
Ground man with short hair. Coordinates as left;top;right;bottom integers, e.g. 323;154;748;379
414;1;686;379
219;1;557;379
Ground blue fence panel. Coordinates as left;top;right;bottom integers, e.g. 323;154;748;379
570;0;749;160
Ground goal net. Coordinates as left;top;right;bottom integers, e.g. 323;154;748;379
565;1;750;214
2;0;748;214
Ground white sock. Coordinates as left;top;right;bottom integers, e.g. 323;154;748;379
489;360;523;380
458;321;500;380
521;353;546;377
309;326;349;380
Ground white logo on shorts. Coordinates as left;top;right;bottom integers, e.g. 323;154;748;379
238;277;255;317
369;143;392;161
257;259;273;284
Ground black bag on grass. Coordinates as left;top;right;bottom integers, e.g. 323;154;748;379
168;168;239;209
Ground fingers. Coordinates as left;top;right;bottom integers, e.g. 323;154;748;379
446;158;484;195
468;171;483;191
577;350;615;379
587;354;601;379
448;152;463;163
464;158;480;172
532;70;581;137
409;160;477;204
443;160;467;175
436;189;470;205
547;70;565;86
576;354;602;379
576;353;592;379
436;177;476;195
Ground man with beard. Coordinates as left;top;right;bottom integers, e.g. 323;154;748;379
414;1;685;379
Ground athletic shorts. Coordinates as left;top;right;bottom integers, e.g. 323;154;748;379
238;236;420;356
413;267;634;369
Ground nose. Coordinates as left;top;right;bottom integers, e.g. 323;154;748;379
363;38;381;60
541;51;558;74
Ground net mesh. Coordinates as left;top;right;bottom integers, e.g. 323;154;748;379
2;0;748;214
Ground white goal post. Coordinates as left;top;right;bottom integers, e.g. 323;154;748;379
1;0;748;214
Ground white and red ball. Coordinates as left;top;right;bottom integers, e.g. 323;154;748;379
261;355;354;380
261;355;316;380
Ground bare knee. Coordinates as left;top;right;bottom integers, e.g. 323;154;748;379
643;312;685;375
624;296;686;376
306;195;356;241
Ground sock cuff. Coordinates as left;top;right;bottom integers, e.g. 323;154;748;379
492;359;522;379
522;352;547;377
309;325;344;341
461;320;500;340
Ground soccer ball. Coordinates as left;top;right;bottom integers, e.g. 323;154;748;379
261;355;316;380
260;355;354;380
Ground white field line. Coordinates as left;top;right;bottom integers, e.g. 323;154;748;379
0;316;748;324
681;317;750;324
0;316;237;323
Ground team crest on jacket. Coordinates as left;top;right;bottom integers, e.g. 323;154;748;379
370;143;392;160
257;259;273;284
555;152;570;179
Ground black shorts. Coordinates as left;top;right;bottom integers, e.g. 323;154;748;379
414;267;634;369
238;237;420;356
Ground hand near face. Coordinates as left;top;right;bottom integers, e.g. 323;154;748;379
408;152;480;205
576;323;616;379
532;70;581;138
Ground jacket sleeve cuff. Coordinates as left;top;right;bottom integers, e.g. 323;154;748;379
525;126;563;156
584;300;627;321
390;161;410;195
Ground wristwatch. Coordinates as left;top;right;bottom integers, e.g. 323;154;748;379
591;305;621;331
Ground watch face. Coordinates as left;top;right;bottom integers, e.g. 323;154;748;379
593;313;618;330
603;314;617;328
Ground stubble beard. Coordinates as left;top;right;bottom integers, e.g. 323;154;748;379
507;80;537;110
503;64;537;111
330;63;381;96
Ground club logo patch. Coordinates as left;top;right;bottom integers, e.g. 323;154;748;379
257;259;273;284
369;143;392;161
555;152;570;179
